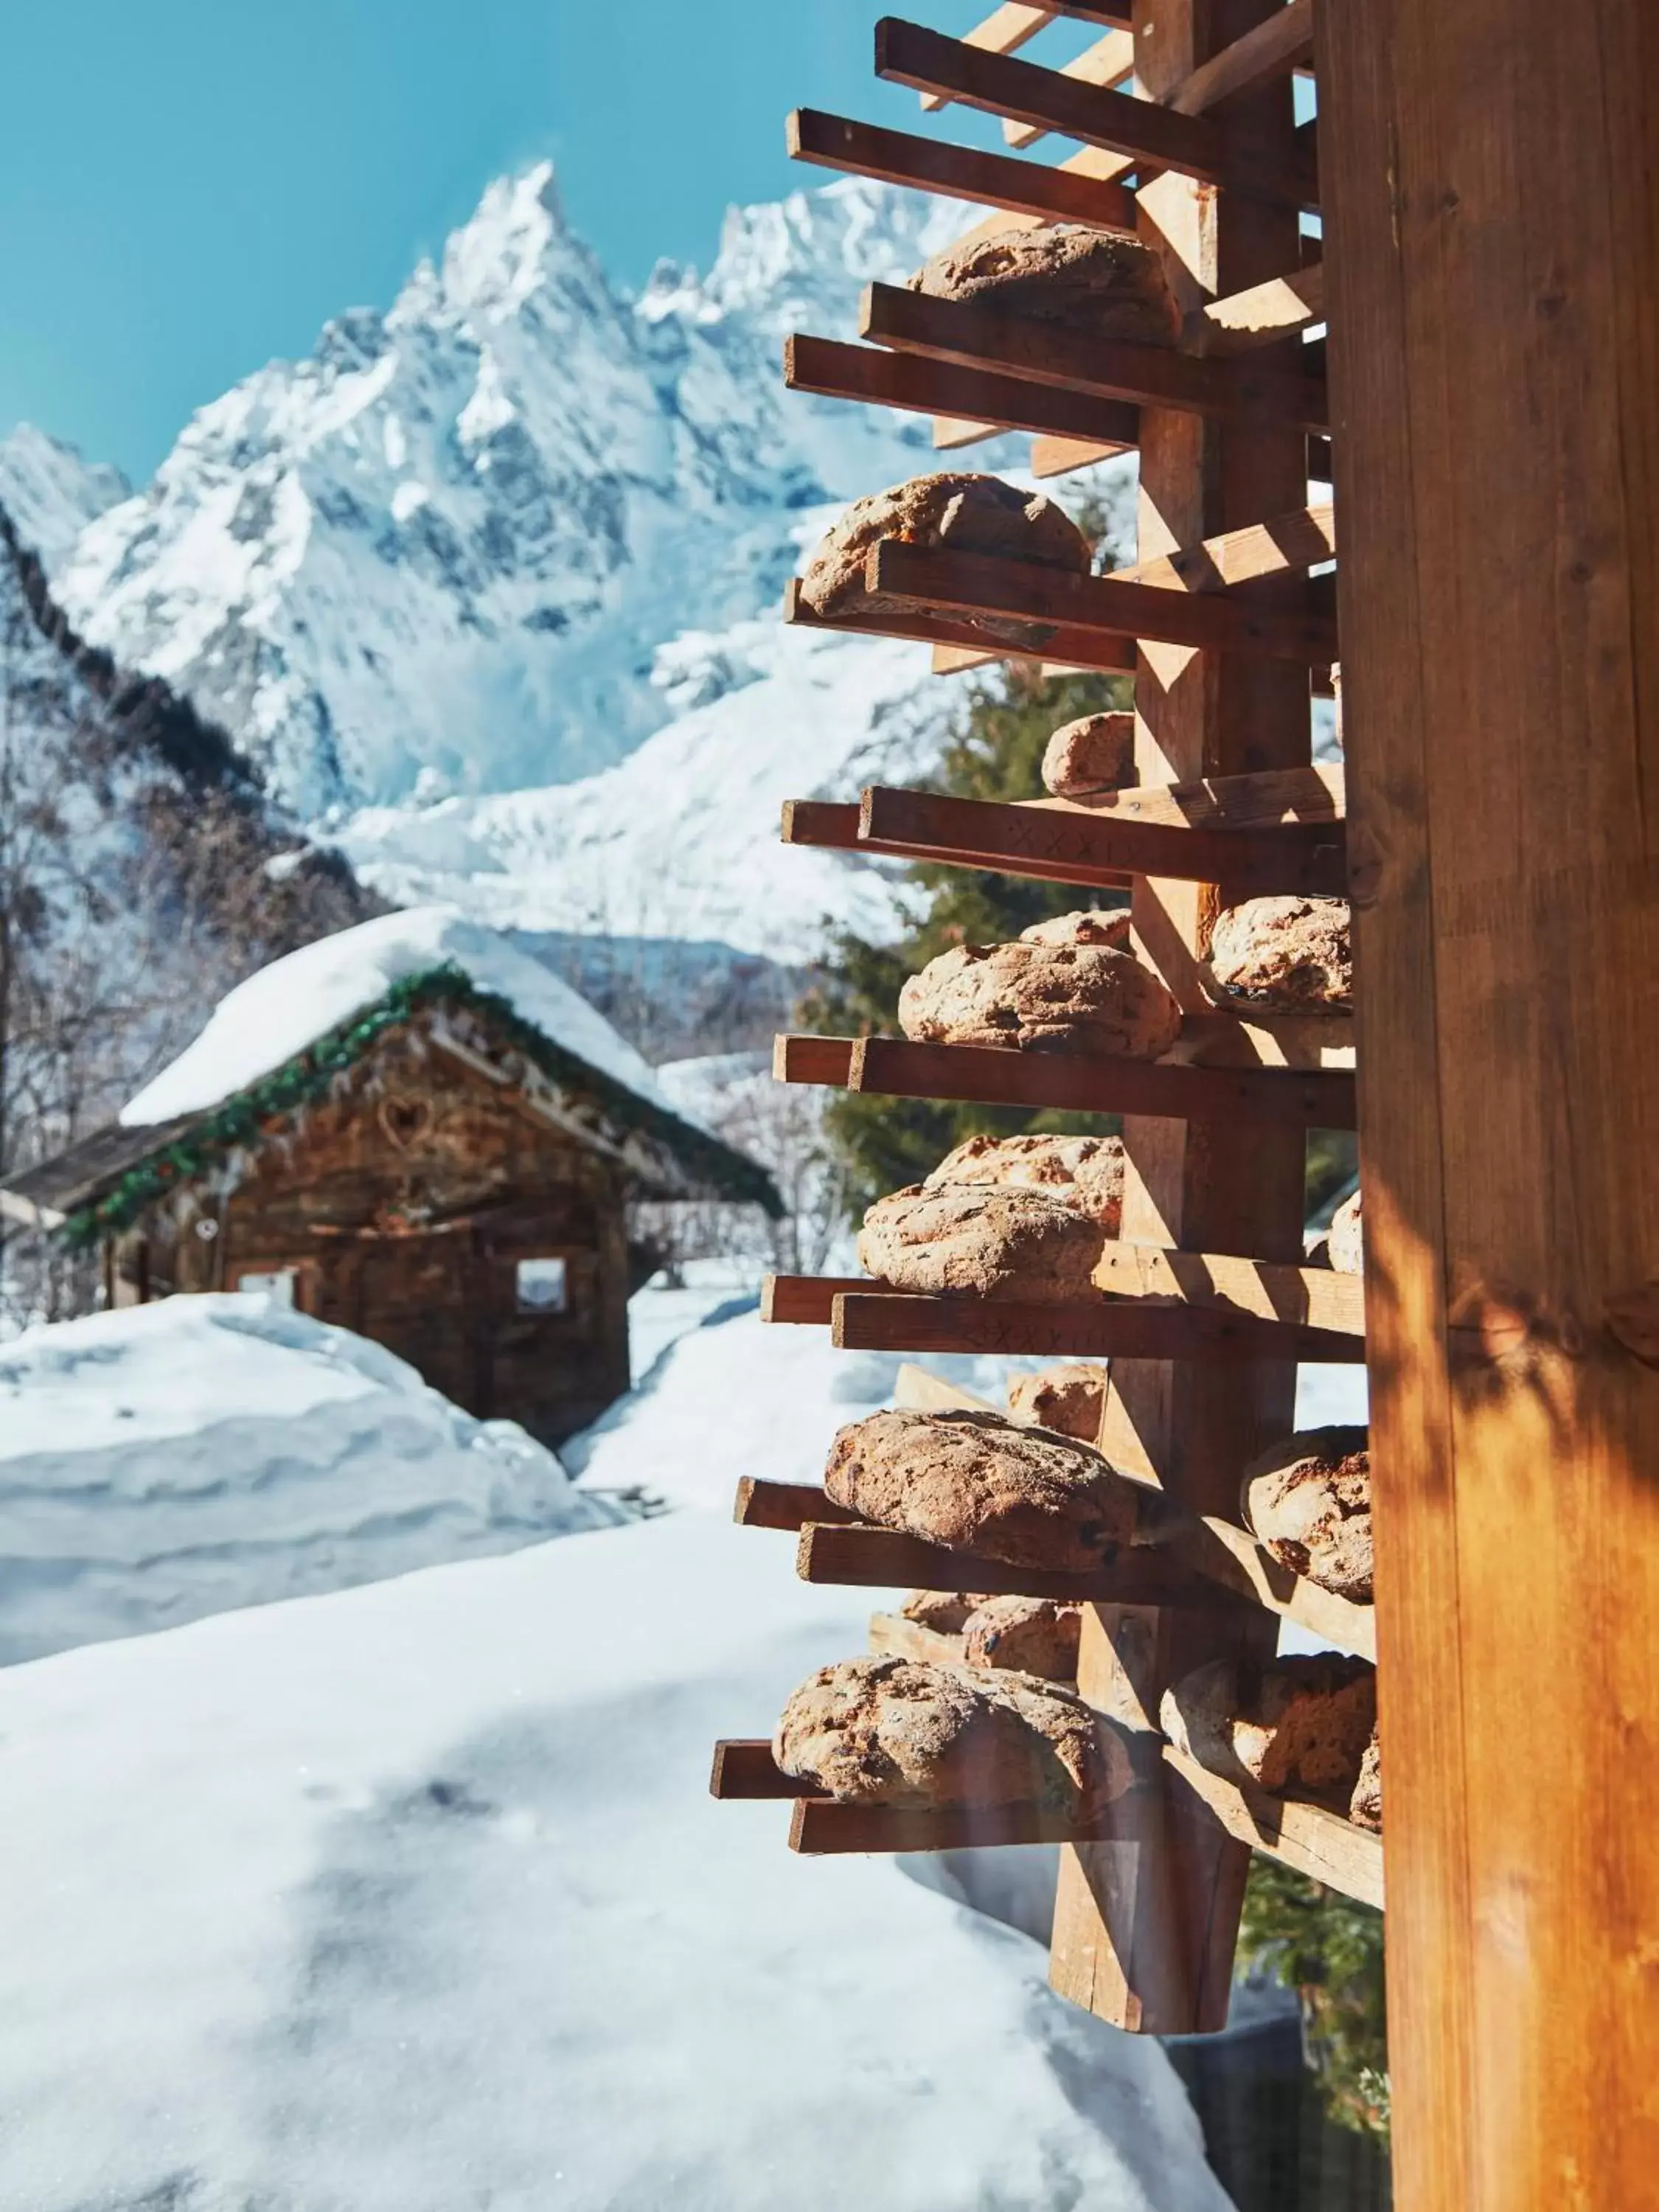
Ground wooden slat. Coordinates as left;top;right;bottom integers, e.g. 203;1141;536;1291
786;109;1137;234
783;333;1139;449
1188;262;1326;356
1088;1239;1366;1335
857;782;1344;894
916;2;1054;110
784;575;1138;676
789;1795;1121;1854
861;282;1332;434
1034;762;1344;830
1004;28;1135;150
771;1031;1357;1128
710;1739;826;1801
1113;503;1335;591
1031;434;1128;478
874;18;1319;209
779;795;1127;885
1164;1517;1377;1663
796;1520;1230;1607
893;1362;998;1416
1168;0;1315;116
760;1273;893;1326
1163;1746;1385;1911
830;1290;1363;1363
732;1475;859;1531
866;1612;970;1666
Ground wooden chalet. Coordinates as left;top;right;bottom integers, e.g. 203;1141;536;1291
1;911;778;1444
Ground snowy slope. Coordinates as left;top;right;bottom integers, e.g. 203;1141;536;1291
54;166;985;822
0;1293;609;1666
0;1505;1231;2212
0;423;128;568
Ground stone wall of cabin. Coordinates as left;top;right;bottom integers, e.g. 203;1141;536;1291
114;1023;633;1444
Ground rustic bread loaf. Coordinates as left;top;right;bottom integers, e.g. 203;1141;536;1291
1209;895;1352;1009
900;1589;982;1635
908;224;1180;347
858;1183;1107;1301
1018;908;1133;950
1161;1653;1377;1801
1327;1186;1364;1276
1006;1361;1109;1443
1349;1730;1382;1833
1041;710;1136;798
898;936;1181;1057
774;1652;1130;1812
961;1595;1082;1681
925;1130;1125;1229
1242;1426;1373;1604
799;473;1090;644
825;1406;1147;1571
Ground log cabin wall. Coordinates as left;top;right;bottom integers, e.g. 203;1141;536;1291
111;1019;632;1444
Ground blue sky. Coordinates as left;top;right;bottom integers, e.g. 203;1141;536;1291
0;0;1075;484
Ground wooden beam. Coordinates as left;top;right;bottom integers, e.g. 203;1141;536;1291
789;1794;1126;1855
732;1475;859;1531
1168;0;1315;116
874;18;1319;209
863;541;1340;664
866;1611;970;1666
783;333;1139;449
916;2;1055;111
771;1031;1357;1128
1187;262;1326;357
760;1273;890;1326
784;575;1138;676
1164;1517;1377;1663
1088;1239;1365;1335
861;282;1332;434
1164;1746;1384;1910
711;1739;825;1801
1033;761;1344;830
1004;28;1135;150
830;1290;1363;1363
796;1519;1231;1607
1031;434;1127;478
1113;503;1336;591
786;108;1137;234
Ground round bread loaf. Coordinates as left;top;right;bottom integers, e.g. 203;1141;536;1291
799;472;1090;644
908;225;1180;348
1349;1730;1382;1833
925;1130;1124;1229
1327;1186;1363;1276
1006;1362;1109;1443
825;1405;1145;1571
898;937;1181;1057
858;1183;1107;1301
1242;1426;1372;1604
1209;894;1352;1009
961;1595;1082;1682
774;1652;1130;1812
1041;710;1136;798
900;1589;983;1635
1161;1653;1377;1801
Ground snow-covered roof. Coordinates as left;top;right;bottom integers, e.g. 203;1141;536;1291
122;905;673;1127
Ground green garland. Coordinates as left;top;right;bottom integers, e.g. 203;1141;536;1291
61;962;781;1246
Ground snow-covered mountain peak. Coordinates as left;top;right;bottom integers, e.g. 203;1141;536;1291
0;425;129;570
437;159;570;321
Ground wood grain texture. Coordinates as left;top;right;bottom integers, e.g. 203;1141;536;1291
731;1476;859;1532
710;1741;826;1801
783;333;1140;449
796;1519;1234;1608
786;108;1138;234
1050;0;1317;2041
1032;762;1343;829
782;574;1138;676
1161;1746;1385;1910
789;1794;1130;1854
866;1611;972;1666
829;1289;1363;1363
1319;1;1659;2200
1002;27;1135;147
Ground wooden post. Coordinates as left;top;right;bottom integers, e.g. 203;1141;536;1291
1048;0;1314;2034
1318;3;1659;2202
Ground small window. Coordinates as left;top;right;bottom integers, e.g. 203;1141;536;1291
516;1257;568;1314
237;1267;296;1307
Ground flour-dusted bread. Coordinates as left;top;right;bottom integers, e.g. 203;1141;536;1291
858;1183;1107;1301
773;1653;1131;1813
1006;1362;1109;1443
799;473;1091;643
925;1130;1125;1229
898;936;1181;1057
1018;908;1133;950
900;1589;982;1635
1209;895;1352;1010
1349;1730;1382;1833
1327;1186;1364;1276
1041;710;1135;798
961;1595;1082;1682
1161;1653;1377;1801
1242;1427;1373;1604
908;224;1180;348
825;1406;1147;1571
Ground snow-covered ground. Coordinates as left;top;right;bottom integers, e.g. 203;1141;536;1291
0;1293;610;1669
0;1300;1236;2212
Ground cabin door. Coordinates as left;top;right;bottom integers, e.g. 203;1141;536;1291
354;1234;484;1416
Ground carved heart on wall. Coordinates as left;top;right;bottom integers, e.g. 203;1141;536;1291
378;1094;435;1152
